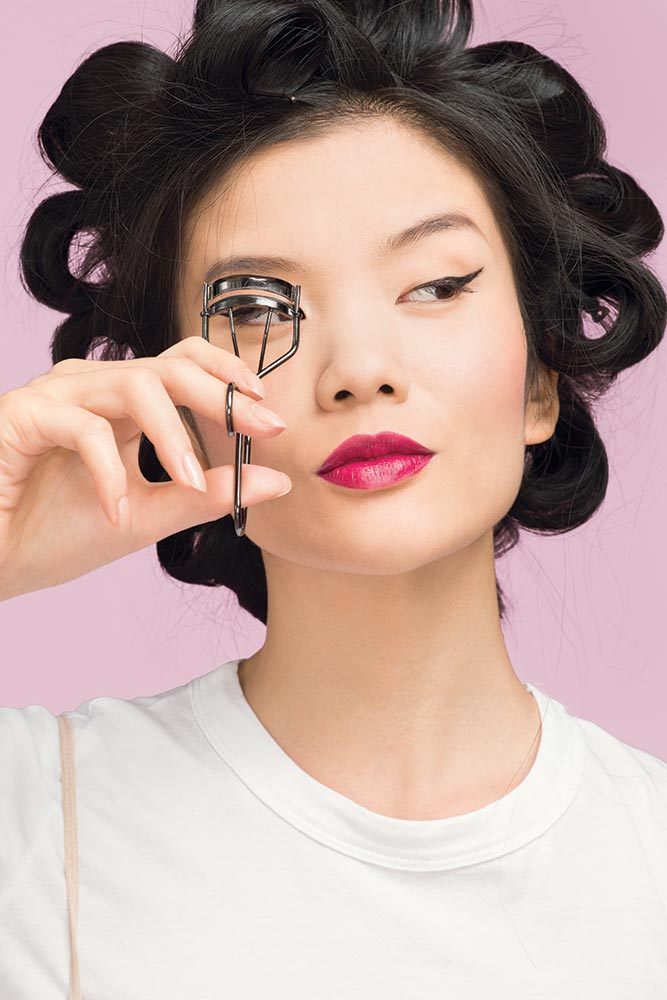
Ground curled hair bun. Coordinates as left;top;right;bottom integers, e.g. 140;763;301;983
39;41;174;190
446;40;605;174
22;41;174;346
19;0;666;623
20;189;103;314
185;0;474;102
568;162;664;257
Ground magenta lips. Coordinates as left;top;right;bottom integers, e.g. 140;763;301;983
318;453;434;489
316;432;435;490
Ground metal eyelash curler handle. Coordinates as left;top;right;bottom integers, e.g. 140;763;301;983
200;274;303;536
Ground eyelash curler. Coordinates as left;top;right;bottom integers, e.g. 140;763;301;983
200;274;304;537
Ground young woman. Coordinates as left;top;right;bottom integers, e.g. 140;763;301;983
1;0;666;995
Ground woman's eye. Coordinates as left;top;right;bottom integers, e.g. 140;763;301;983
228;265;484;324
231;307;292;326
402;266;484;304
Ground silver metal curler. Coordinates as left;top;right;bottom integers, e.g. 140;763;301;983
200;274;304;537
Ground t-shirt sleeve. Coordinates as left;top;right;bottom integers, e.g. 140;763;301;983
0;704;61;902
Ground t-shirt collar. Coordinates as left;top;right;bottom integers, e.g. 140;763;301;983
191;659;584;871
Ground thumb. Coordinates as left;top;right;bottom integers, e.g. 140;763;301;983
125;463;292;541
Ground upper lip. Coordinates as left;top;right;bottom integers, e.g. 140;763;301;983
317;432;435;475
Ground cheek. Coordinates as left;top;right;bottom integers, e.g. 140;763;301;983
450;317;528;505
463;327;527;430
422;298;527;438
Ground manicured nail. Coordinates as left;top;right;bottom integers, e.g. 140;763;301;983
251;403;287;429
116;495;131;533
182;452;208;493
263;472;292;496
238;371;265;398
274;476;292;497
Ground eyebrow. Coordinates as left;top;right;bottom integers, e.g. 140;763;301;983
204;210;486;283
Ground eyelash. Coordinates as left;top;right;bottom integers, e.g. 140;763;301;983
402;266;484;304
229;266;483;324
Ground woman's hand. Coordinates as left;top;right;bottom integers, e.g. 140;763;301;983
0;337;291;600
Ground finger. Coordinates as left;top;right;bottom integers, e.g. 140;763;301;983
0;389;129;529
127;461;292;542
0;389;292;540
33;343;267;402
39;343;280;437
161;336;267;399
42;367;214;493
147;356;288;436
37;362;288;489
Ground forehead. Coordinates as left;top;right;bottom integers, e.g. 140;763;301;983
183;117;502;274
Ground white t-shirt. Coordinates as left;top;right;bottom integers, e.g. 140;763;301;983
1;658;666;998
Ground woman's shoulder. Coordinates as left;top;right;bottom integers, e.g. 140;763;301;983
565;699;667;813
0;701;63;899
0;673;198;898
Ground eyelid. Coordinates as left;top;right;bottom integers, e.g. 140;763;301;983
224;265;485;321
410;266;484;293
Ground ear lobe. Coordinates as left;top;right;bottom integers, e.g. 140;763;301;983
524;367;560;446
546;367;560;418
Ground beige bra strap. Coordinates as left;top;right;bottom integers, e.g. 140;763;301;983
57;713;82;1000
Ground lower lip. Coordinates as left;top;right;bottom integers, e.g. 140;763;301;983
317;453;435;489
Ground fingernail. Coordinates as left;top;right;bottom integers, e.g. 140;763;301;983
275;476;292;496
269;474;292;497
238;371;265;398
182;452;208;493
116;496;131;533
251;403;287;429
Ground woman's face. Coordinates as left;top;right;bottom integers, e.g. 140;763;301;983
176;116;558;573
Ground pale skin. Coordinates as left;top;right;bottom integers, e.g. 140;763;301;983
176;116;560;820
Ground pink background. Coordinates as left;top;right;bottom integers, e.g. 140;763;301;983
1;0;665;759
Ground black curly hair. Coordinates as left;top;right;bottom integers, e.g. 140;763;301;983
19;0;666;624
